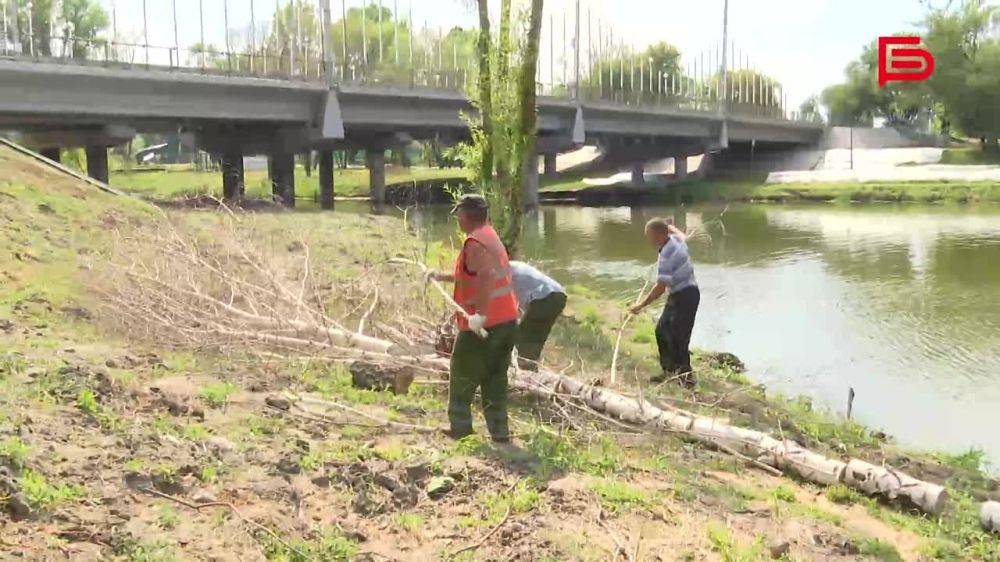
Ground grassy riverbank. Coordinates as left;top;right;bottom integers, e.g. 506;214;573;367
542;175;1000;205
2;143;998;560
669;177;1000;204
109;164;466;200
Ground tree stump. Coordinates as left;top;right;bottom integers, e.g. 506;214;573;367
349;361;414;395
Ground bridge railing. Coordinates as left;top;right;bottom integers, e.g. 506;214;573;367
0;0;821;124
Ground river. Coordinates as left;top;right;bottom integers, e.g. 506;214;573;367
344;201;1000;466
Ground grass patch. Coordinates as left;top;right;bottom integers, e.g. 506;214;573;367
591;479;652;513
705;522;767;561
0;436;30;469
825;484;862;505
18;470;85;510
112;538;181;562
477;480;541;525
860;538;903;562
156;504;181;530
393;512;425;534
940;148;1000;166
769;484;797;503
259;527;358;561
199;382;238;408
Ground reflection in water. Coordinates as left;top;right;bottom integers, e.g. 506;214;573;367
347;201;1000;465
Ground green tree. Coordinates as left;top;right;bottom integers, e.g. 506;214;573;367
820;0;998;147
258;1;322;76
457;0;544;254
56;0;108;58
799;95;822;122
821;41;898;126
923;0;999;149
10;0;108;59
588;41;682;100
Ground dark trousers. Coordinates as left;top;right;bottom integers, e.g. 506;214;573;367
448;321;517;441
516;292;567;370
655;286;700;374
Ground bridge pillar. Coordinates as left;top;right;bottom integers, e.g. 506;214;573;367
221;149;245;200
271;152;296;207
674;156;688;180
40;148;61;163
543;153;558;178
524;153;540;209
85;145;109;184
631;162;645;186
366;149;386;212
318;151;335;210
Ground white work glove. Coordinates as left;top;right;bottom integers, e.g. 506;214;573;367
467;313;488;336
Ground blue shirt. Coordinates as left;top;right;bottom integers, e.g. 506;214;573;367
509;261;564;312
656;235;697;294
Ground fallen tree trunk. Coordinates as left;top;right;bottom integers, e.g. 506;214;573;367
843;459;948;515
313;341;948;515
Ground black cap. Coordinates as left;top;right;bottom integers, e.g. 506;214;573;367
451;193;489;215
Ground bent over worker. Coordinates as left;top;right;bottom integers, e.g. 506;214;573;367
629;217;700;388
426;194;519;442
510;261;566;371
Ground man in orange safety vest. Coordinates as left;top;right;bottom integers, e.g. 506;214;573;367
426;194;519;442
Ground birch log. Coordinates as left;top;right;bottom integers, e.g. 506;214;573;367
982;501;1000;532
843;459;948;515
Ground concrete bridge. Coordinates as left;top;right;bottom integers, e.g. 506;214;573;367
0;0;824;208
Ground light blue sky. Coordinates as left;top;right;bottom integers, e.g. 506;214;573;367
96;0;946;107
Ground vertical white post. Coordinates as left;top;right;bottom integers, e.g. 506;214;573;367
718;0;729;148
574;0;580;101
362;0;368;66
224;0;232;71
549;14;554;91
199;0;205;69
629;47;634;95
342;0;348;68
250;0;256;73
639;57;644;94
142;0;148;64
26;0;33;57
172;0;179;67
408;2;413;70
587;6;591;95
1;0;7;57
322;0;334;88
292;0;300;75
393;0;398;66
618;43;623;91
561;11;566;87
591;21;604;97
377;0;383;63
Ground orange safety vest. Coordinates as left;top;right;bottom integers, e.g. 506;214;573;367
453;224;519;331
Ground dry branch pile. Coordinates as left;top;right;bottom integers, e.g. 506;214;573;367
103;214;953;517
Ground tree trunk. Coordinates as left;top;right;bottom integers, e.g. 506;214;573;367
315;328;949;516
493;0;513;191
303;152;313;178
842;459;948;515
475;0;494;185
504;0;544;254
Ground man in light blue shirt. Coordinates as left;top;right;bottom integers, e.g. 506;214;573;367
510;261;567;371
628;217;700;387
